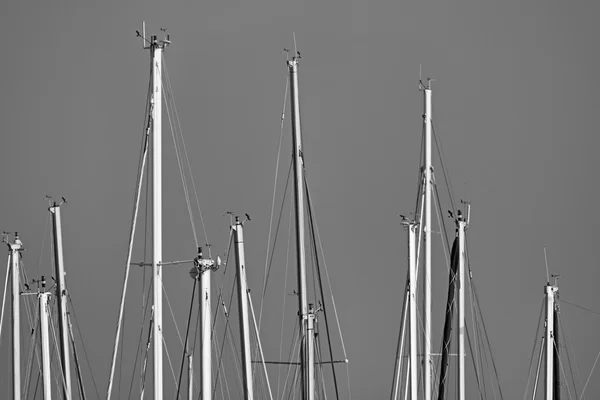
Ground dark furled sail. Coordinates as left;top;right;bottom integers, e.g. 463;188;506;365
437;235;460;400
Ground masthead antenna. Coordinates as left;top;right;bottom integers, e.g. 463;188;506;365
544;247;550;284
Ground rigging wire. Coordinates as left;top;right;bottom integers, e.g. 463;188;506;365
163;68;199;248
259;159;294;312
557;311;582;400
126;278;153;400
522;297;544;399
552;337;573;400
431;118;457;212
174;279;197;400
579;347;600;399
560;298;600;317
305;176;341;399
67;293;101;399
162;56;209;249
277;197;294;399
260;74;290;330
304;180;352;400
106;64;153;400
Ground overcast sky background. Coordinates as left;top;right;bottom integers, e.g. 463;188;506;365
1;0;600;399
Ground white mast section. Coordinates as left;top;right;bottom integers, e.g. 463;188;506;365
188;355;193;400
408;222;418;400
151;34;164;400
50;203;72;400
423;80;433;400
287;55;314;400
191;248;217;400
457;214;467;400
9;234;23;400
233;217;254;400
544;283;557;400
39;292;52;400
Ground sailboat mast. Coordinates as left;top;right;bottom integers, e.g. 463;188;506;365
423;80;433;400
50;203;72;400
39;291;52;400
234;217;254;400
408;222;418;400
150;33;169;400
191;247;217;400
457;214;467;400
544;282;558;400
287;55;314;400
9;234;23;400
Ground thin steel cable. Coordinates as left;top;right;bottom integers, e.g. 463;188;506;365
259;159;294;317
557;311;581;399
67;293;101;399
580;348;600;398
304;181;352;399
553;336;573;400
36;208;51;278
163;76;199;248
106;71;153;400
305;176;340;399
277;198;294;399
260;75;290;330
560;298;600;317
175;279;197;400
126;279;153;400
0;256;10;346
163;57;209;249
431;118;456;212
522;298;544;399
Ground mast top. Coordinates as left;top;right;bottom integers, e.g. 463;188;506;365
137;22;171;50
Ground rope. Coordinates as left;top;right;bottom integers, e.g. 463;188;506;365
431;118;456;212
260;75;290;330
553;337;573;400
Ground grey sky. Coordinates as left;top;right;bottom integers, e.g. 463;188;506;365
1;0;599;398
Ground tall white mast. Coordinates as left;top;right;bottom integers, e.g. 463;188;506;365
544;282;558;400
233;216;254;400
457;211;468;400
423;80;433;400
9;234;23;400
50;202;72;400
191;248;217;400
39;290;52;400
408;222;418;400
287;54;314;400
150;32;170;400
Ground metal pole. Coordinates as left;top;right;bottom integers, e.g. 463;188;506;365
50;204;72;400
287;56;312;400
458;218;466;400
408;223;418;400
423;81;433;400
152;35;164;400
188;355;193;400
191;249;216;400
234;217;254;399
10;234;23;400
545;284;557;400
40;292;52;400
